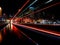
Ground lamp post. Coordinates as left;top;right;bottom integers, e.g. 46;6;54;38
0;7;2;17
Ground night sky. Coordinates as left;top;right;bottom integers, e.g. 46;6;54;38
0;0;60;20
0;0;26;15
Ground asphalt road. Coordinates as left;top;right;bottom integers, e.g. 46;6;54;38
0;23;60;45
13;23;60;45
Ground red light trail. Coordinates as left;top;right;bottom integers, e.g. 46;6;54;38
13;23;60;37
0;24;38;44
12;0;30;20
3;28;6;35
12;25;23;39
22;2;60;18
0;0;60;44
12;24;38;45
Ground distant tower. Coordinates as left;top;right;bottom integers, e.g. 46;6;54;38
0;7;2;17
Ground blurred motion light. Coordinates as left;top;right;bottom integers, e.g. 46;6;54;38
19;0;37;16
0;32;2;43
45;0;53;4
6;20;10;23
0;7;2;17
0;7;1;10
29;7;35;11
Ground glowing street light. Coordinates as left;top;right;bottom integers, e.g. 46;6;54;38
0;7;1;10
0;7;2;17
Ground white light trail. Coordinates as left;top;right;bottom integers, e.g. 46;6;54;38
45;0;53;4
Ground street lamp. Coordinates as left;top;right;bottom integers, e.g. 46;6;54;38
0;7;2;17
0;7;1;10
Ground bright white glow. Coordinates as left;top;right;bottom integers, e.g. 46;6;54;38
0;7;1;10
6;20;13;30
6;20;10;23
11;20;13;30
11;20;13;24
45;0;53;4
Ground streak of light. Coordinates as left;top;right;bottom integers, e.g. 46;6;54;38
13;23;60;36
0;24;8;39
39;24;60;26
22;2;60;18
10;20;13;30
28;0;38;7
19;0;38;16
45;0;53;4
12;0;30;20
12;24;38;45
5;20;13;30
0;24;9;39
12;25;23;39
0;32;2;43
3;28;6;35
6;24;11;30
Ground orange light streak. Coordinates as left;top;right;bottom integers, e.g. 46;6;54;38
0;32;2;43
